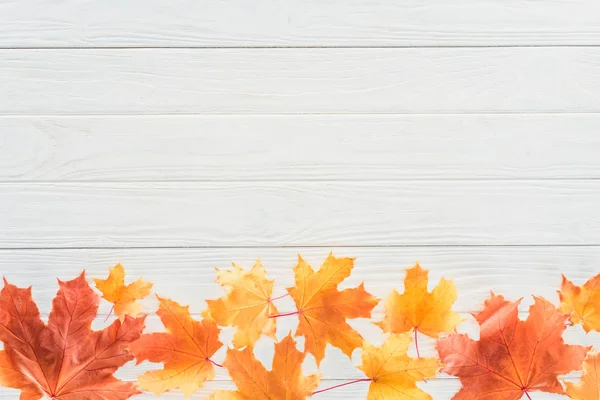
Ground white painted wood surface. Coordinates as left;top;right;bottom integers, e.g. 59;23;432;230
3;48;600;114
2;246;597;315
1;0;600;47
1;2;599;399
3;115;600;181
0;248;598;398
3;181;600;248
0;379;467;400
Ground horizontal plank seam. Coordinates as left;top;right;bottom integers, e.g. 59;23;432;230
116;377;460;382
3;112;600;117
73;312;585;317
1;244;599;251
4;111;600;116
35;311;564;317
104;377;465;383
2;45;600;50
2;178;599;184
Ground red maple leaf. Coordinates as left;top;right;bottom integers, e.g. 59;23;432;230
0;272;145;399
437;293;590;399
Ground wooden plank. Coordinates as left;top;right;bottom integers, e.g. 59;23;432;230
0;312;589;393
2;181;599;248
1;0;599;47
1;246;596;315
3;114;600;181
0;378;463;399
0;247;597;388
58;313;600;384
2;48;600;114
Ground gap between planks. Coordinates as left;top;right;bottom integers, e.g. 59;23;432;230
1;244;600;251
4;45;600;50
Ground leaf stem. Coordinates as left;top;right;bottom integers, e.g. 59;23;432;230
269;293;290;302
414;328;420;358
104;305;114;322
312;378;372;395
207;358;223;368
524;391;532;400
269;311;299;318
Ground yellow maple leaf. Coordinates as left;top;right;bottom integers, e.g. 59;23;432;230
375;263;462;341
211;333;320;399
284;253;379;365
129;296;223;397
565;351;600;400
93;263;153;321
559;273;600;333
358;333;440;399
207;391;244;400
205;260;278;348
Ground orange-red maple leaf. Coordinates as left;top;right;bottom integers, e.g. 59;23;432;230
129;296;223;397
437;293;590;399
285;253;379;365
559;273;600;333
94;263;153;321
0;272;145;400
565;351;600;400
205;260;278;349
210;333;320;399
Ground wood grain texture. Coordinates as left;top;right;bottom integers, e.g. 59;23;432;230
1;1;598;398
0;247;597;396
2;181;600;248
3;48;600;114
3;246;598;315
0;379;465;400
1;0;599;48
17;312;595;386
3;114;600;181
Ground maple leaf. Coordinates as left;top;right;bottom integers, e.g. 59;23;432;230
358;333;440;399
205;260;278;349
565;351;600;400
129;296;223;397
210;333;320;400
0;272;144;400
207;391;243;400
94;263;153;321
559;273;600;333
375;263;462;348
437;293;590;399
282;253;379;365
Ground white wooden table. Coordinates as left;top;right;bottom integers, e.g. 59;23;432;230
1;1;599;398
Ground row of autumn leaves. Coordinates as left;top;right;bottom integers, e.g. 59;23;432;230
0;254;598;399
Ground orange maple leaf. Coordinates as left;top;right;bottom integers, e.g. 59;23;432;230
210;333;320;399
129;296;223;397
559;273;600;333
94;263;153;321
0;272;144;399
375;263;462;341
205;260;278;349
283;253;379;365
565;351;600;400
207;391;243;399
358;333;440;399
437;293;590;399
